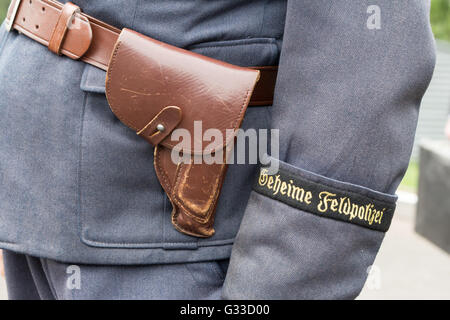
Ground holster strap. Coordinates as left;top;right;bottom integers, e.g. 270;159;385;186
137;106;182;146
5;0;278;106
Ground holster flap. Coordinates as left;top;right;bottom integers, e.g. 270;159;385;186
105;28;260;155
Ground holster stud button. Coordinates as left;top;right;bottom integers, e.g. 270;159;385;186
156;124;165;132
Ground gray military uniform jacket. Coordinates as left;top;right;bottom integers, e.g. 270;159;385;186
0;0;435;299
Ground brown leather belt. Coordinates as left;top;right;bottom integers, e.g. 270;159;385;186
5;0;277;106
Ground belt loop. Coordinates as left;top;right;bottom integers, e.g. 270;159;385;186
48;2;81;55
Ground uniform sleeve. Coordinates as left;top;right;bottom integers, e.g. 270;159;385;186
222;0;435;299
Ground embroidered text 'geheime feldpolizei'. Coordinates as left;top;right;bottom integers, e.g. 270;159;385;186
253;167;396;232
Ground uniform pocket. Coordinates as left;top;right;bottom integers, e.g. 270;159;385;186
78;65;167;248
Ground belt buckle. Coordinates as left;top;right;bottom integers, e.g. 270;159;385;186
5;0;22;32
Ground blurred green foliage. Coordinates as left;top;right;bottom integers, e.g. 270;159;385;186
0;0;8;23
399;161;419;192
0;0;449;41
431;0;450;41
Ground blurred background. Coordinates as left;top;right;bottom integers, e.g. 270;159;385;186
0;0;449;300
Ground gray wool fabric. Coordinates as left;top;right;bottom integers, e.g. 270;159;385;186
0;0;435;299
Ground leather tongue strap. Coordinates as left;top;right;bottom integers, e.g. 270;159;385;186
137;106;182;146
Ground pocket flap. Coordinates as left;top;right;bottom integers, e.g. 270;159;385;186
105;28;260;155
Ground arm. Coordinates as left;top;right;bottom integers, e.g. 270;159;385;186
222;0;435;299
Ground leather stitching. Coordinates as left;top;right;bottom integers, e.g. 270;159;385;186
106;40;141;132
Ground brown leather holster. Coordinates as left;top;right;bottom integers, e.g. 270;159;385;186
105;29;260;237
